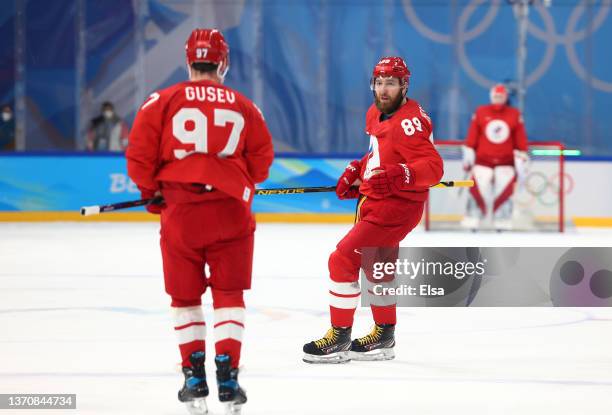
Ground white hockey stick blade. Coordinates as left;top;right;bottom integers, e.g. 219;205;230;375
80;205;101;216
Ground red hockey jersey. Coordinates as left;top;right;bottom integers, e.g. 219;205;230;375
126;80;274;205
465;104;528;167
358;99;443;201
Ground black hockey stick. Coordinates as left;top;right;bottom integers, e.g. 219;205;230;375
250;181;472;195
80;181;473;216
80;196;164;216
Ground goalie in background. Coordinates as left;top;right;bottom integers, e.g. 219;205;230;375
461;84;529;231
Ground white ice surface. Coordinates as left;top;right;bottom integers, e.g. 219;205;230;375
1;223;612;414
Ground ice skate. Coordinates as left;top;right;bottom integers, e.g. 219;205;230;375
494;218;513;231
350;323;395;361
215;354;247;415
461;198;481;231
178;351;209;415
302;326;352;364
494;201;514;231
460;215;479;230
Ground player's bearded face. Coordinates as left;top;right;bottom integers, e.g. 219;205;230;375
373;77;405;114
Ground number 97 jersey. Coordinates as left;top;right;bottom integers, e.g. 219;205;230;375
127;79;274;205
360;99;443;202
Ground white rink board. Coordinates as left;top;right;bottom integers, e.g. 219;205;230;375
1;222;612;415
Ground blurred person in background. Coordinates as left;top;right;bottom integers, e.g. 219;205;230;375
0;104;15;151
86;101;130;151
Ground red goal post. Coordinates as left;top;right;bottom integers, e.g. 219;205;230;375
424;140;565;232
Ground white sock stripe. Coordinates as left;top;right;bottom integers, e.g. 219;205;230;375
329;281;361;296
175;323;206;345
172;306;204;327
329;292;360;309
214;321;244;342
368;296;397;306
214;307;245;325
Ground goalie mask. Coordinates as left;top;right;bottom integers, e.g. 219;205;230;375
489;84;508;107
185;28;230;80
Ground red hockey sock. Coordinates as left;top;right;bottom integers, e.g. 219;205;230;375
173;306;206;367
371;304;397;325
328;249;361;328
178;340;206;368
330;305;357;328
172;300;206;368
212;289;245;368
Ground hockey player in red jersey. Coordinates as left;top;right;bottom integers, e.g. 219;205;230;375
303;57;443;363
461;84;529;230
126;28;274;414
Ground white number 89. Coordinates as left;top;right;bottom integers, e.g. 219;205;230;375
401;117;423;136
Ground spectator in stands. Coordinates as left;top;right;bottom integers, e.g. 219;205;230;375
0;104;15;151
86;101;130;151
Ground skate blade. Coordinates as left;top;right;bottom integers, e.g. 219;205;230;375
184;397;208;415
350;348;395;361
302;351;350;364
223;402;243;415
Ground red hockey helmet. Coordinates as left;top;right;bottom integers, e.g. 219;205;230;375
489;84;508;105
185;28;230;79
371;56;411;90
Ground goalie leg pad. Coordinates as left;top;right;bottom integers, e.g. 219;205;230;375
493;165;516;214
470;165;494;216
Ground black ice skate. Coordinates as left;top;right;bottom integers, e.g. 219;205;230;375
178;351;209;415
303;326;352;364
350;324;395;361
215;354;247;415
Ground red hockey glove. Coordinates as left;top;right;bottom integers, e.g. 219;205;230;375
141;188;165;214
367;164;414;197
335;160;362;200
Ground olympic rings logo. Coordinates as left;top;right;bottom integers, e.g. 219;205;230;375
402;0;612;92
515;171;574;207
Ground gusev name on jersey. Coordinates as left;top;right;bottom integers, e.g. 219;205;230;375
359;99;443;201
466;104;528;167
126;79;274;205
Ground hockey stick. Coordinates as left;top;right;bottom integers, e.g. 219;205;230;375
255;180;474;194
80;180;474;216
80;196;164;216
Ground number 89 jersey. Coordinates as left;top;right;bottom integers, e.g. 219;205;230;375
127;79;274;205
359;99;443;202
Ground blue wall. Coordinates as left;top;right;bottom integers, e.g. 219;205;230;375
0;154;356;213
0;1;611;154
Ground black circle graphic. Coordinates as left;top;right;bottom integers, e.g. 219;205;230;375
589;269;612;299
559;260;585;286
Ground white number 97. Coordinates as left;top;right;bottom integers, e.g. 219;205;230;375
172;108;245;159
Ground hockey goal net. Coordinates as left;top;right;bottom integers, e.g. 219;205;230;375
424;140;566;232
